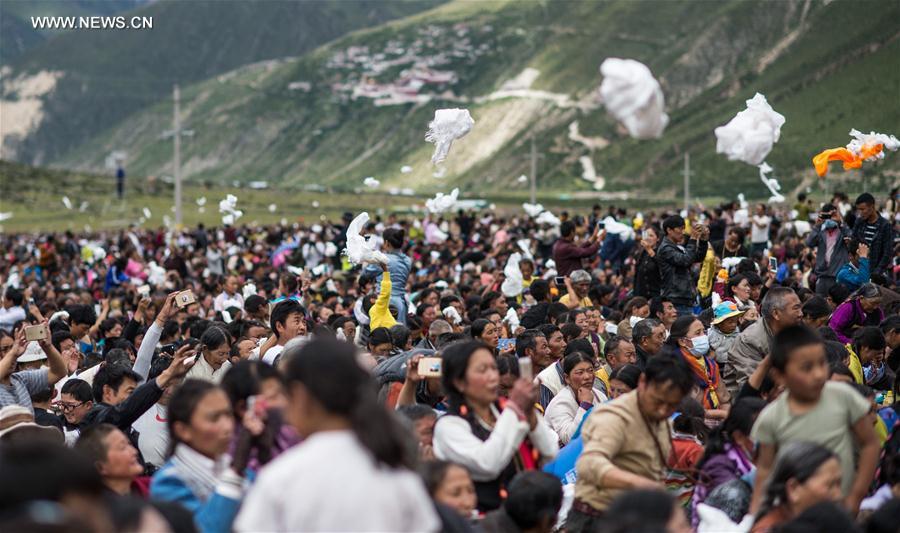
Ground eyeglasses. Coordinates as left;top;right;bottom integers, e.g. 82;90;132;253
58;401;85;412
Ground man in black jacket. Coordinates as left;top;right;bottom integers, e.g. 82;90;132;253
657;215;709;316
852;193;894;278
80;345;192;440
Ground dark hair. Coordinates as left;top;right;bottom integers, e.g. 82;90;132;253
368;327;393;348
853;326;886;354
161;319;180;342
270;299;305;338
632;318;662;344
880;315;900;335
780;501;860;533
515;329;545;358
603;489;679;531
665;315;699;349
66;304;97;327
0;441;104;510
3;287;23;307
560;220;576;238
673;397;708;441
662;215;685;233
244;294;267;314
420;460;459;497
547;302;570;323
99;318;121;338
758;441;838;520
285;338;414;469
866;499;900;533
50;330;74;352
442;340;494;418
74;423;118;465
697;397;766;469
609;364;641;389
536;323;560;340
644;353;694;394
61;378;93;402
30;387;54;404
383;227;405;250
148;355;173;380
564;338;594;357
562;352;594;375
397;404;437;423
560;323;583;343
504;471;563;530
855;192;875;206
802;296;831;319
92;364;141;403
828;283;851;306
220;360;282;415
470;319;491;339
166;379;224;457
530;279;550;302
771;324;823;371
199;325;231;354
389;325;410;349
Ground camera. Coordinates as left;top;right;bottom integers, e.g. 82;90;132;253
24;324;48;342
417;357;443;378
174;290;196;308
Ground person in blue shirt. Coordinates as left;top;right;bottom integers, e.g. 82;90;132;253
837;240;870;292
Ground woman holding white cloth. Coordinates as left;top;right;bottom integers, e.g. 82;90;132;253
433;340;558;512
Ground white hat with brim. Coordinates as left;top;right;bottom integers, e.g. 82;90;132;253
17;342;47;363
0;405;62;441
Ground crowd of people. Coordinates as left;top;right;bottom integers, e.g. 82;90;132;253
0;188;898;532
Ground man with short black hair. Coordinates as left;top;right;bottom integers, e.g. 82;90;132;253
657;215;708;316
852;192;893;277
552;220;602;277
0;287;25;334
261;299;307;365
516;329;551;375
482;471;563;533
571;353;694;526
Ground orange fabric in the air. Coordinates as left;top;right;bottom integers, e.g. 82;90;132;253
813;144;884;177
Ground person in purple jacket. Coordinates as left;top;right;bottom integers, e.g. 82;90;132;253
828;283;884;344
690;397;766;527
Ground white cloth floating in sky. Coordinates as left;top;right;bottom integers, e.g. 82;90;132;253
432;166;447;179
522;203;544;218
425;188;459;214
142;207;152;219
758;163;785;203
517;174;528;183
363;177;380;188
268;204;277;213
196;197;207;206
219;194;243;225
535;210;561;226
846;129;900;158
62;196;73;210
715;93;785;166
400;165;413;174
501;252;525;297
343;212;389;266
0;212;12;222
425;108;474;164
602;216;636;241
599;58;669;140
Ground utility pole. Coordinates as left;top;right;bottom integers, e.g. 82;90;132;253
173;84;181;226
683;152;691;213
530;134;537;205
162;84;193;227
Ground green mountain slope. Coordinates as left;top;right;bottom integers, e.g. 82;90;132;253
39;0;900;199
0;0;443;164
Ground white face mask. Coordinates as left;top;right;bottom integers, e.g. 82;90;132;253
688;334;710;357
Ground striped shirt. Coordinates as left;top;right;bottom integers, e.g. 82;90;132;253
0;368;49;413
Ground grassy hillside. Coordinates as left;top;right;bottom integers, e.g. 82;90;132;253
0;0;443;163
24;0;900;200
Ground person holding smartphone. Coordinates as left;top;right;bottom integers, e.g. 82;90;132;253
806;203;851;297
432;341;558;512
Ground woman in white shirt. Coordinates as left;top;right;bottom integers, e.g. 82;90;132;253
544;352;607;445
235;338;439;532
432;340;558;512
185;326;232;384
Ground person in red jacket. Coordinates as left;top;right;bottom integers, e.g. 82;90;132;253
552;220;604;277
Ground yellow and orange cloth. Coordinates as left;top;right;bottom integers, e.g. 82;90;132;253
813;129;899;177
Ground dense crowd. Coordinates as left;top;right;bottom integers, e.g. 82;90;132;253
0;188;898;532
